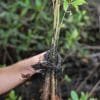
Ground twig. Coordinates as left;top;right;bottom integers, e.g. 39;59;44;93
85;53;100;58
52;0;55;9
88;80;100;98
84;45;100;50
6;49;13;64
77;61;100;91
51;71;56;100
63;52;100;64
3;48;13;64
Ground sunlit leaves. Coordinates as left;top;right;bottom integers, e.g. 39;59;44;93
35;0;42;10
72;0;87;6
63;0;87;12
69;90;96;100
6;90;22;100
72;0;87;11
80;92;88;100
23;0;30;6
63;0;69;11
71;90;79;100
66;29;79;49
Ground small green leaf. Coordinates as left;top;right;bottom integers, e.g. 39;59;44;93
71;0;87;12
74;6;79;12
64;75;71;82
71;90;79;100
72;29;79;39
63;0;69;12
35;0;42;10
25;0;30;6
7;90;17;100
72;0;86;6
80;92;88;100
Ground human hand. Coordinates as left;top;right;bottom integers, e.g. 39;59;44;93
32;49;62;72
19;49;61;78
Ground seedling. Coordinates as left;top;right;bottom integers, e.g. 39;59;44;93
40;0;87;100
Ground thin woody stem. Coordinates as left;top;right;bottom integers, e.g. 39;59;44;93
42;0;62;100
41;72;50;100
51;71;56;100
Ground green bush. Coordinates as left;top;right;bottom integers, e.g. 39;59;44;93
0;0;89;60
0;0;53;55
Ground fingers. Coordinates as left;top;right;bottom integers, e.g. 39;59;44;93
31;49;62;72
31;61;54;71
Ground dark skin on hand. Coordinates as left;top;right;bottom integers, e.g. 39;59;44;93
0;52;46;95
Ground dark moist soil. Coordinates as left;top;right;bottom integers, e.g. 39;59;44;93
0;2;100;100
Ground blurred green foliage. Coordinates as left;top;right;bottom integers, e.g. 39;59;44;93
6;90;22;100
0;0;96;100
63;0;87;12
0;0;53;54
60;10;89;56
68;90;96;100
0;0;89;61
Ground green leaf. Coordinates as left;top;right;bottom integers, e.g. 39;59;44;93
72;29;79;39
64;75;71;82
7;90;17;100
63;0;69;12
71;90;79;100
72;0;86;6
74;6;79;12
24;0;30;6
72;0;87;12
80;92;88;100
35;0;42;10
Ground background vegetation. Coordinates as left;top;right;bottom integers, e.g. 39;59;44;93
0;0;100;100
